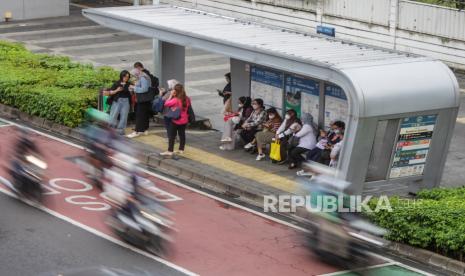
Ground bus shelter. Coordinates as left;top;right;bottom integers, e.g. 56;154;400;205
83;5;460;195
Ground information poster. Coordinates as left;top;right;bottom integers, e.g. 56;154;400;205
250;66;284;113
284;75;319;120
324;83;348;127
389;115;437;179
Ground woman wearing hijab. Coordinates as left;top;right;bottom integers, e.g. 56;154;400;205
287;113;318;169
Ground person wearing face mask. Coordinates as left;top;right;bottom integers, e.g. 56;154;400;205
318;120;345;165
275;109;302;164
329;131;344;168
287;113;318;169
220;97;253;150
241;99;267;148
254;108;282;160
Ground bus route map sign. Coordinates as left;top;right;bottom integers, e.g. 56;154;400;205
389;114;437;179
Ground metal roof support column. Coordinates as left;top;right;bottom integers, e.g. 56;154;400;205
152;0;162;81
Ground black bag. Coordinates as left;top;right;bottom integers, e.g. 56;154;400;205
142;69;160;96
188;105;196;124
287;135;300;149
135;90;155;103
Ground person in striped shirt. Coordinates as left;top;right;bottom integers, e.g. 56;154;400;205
254;108;283;161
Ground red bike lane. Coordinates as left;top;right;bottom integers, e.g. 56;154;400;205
0;125;347;276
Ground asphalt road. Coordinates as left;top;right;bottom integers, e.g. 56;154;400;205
0;192;184;276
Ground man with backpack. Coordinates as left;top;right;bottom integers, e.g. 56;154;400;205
133;62;160;97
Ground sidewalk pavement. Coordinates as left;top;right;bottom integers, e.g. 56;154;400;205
133;126;301;193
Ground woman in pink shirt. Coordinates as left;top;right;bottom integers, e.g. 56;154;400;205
160;84;191;156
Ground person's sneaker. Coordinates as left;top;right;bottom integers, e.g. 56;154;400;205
160;151;174;156
127;132;140;138
175;150;184;155
219;146;226;150
256;154;266;161
244;143;254;149
221;137;232;143
143;130;149;136
296;170;313;177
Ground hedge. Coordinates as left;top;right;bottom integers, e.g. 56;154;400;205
366;186;465;261
0;41;118;127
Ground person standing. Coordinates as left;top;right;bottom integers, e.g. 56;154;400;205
127;68;151;138
161;79;180;139
217;72;232;104
133;61;159;96
106;70;132;135
160;84;191;156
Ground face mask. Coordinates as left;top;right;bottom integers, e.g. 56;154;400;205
285;114;291;120
252;104;259;109
335;129;341;134
269;115;275;120
238;104;244;108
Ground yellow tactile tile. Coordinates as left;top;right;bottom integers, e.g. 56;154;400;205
135;134;298;193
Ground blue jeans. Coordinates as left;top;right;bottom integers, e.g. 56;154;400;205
109;98;130;135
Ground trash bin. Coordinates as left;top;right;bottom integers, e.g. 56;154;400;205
98;89;111;113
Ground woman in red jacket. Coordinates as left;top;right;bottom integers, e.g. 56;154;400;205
160;84;191;156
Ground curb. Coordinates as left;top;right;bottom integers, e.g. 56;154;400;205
1;103;465;275
387;242;465;275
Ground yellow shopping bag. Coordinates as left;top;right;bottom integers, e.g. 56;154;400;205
270;140;281;161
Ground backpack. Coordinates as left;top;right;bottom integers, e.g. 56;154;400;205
188;104;196;124
142;69;160;96
152;96;165;114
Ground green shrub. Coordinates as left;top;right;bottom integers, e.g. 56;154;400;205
366;187;465;261
0;40;118;127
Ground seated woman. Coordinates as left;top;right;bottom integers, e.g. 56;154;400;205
318;120;345;165
274;109;301;164
306;129;328;162
240;98;267;148
287;113;318;169
255;108;282;161
220;96;253;147
329;131;344;168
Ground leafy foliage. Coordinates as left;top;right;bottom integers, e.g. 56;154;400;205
0;41;118;127
413;0;465;10
366;187;465;261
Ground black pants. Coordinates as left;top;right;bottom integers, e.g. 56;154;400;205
279;137;289;161
240;127;258;144
135;101;151;132
318;149;331;165
288;146;308;165
168;123;186;152
307;147;323;162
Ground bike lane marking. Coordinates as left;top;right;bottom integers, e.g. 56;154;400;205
0;186;198;276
